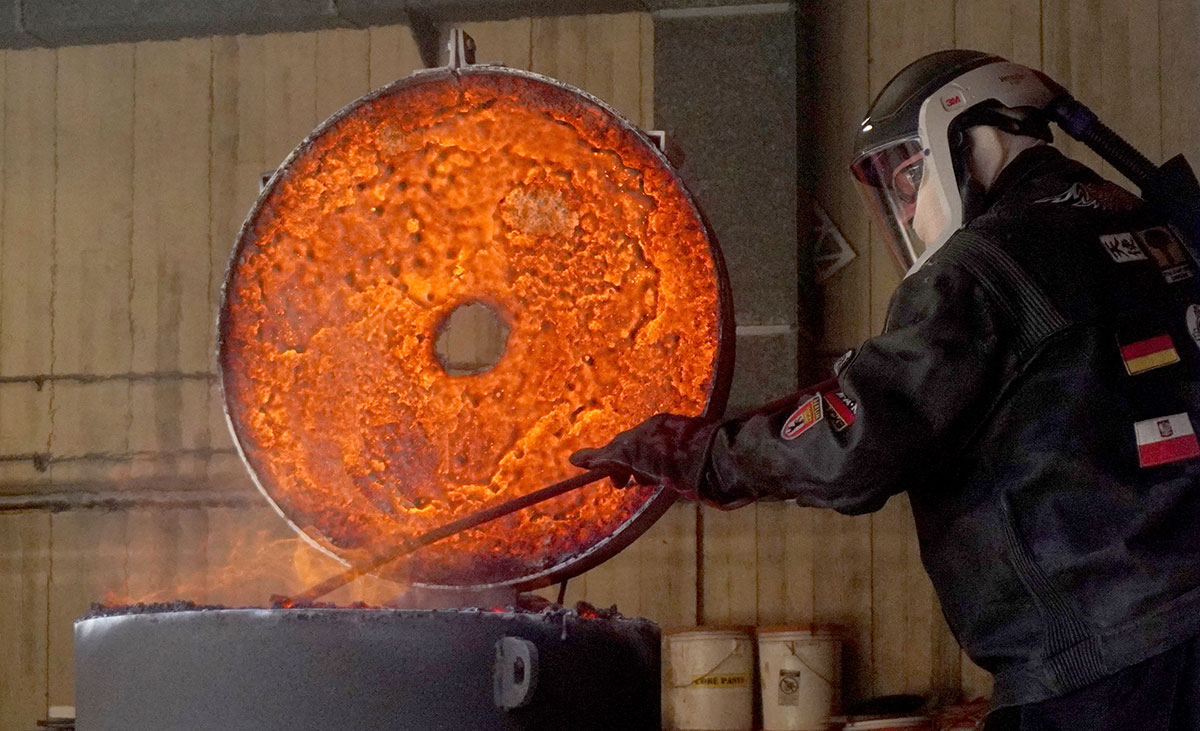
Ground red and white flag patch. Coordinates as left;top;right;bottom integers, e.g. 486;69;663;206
823;391;857;432
1135;412;1200;467
781;395;823;440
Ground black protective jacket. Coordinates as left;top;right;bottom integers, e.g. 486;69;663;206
701;146;1200;708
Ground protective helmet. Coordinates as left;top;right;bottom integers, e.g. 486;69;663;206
850;50;1064;274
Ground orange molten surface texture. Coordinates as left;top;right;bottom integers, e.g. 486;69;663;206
220;69;722;587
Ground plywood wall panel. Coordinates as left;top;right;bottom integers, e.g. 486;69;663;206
639;13;653;131
367;25;424;89
1100;0;1162;166
47;509;128;707
531;13;649;125
639;501;699;627
0;49;56;488
1160;0;1200;166
261;33;320;171
583;15;619;115
130;39;213;481
700;505;759;625
929;591;964;704
131;39;213;376
315;28;371;120
52;45;136;487
0;382;51;488
231;35;268;192
607;14;645;124
53;45;135;377
755;502;815;626
954;0;1043;66
0;49;55;376
0;513;50;731
812;511;874;701
532;15;584;81
870;494;934;697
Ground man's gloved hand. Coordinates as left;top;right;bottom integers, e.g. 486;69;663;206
568;413;718;494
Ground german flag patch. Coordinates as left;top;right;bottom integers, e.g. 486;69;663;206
1119;333;1180;375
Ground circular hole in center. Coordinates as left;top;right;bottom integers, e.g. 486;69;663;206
434;301;511;376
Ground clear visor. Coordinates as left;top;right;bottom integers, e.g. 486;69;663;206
849;138;927;273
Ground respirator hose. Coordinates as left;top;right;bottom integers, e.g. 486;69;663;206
1047;95;1158;190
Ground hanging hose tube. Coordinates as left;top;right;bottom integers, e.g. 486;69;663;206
1045;94;1159;189
1045;92;1200;279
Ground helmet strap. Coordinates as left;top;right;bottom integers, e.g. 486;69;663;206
949;120;991;225
948;102;1052;224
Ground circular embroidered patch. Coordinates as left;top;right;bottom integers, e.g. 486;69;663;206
1186;304;1200;350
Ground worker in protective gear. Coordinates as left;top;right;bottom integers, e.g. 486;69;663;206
572;50;1200;729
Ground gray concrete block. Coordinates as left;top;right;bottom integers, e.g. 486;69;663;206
655;8;798;327
334;0;409;28
0;0;37;48
23;0;350;46
406;0;643;22
723;331;798;416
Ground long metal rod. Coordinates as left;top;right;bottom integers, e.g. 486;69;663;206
291;468;613;604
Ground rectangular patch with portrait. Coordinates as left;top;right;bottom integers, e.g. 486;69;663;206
1136;226;1194;283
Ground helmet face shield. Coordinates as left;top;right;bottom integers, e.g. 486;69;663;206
850;137;927;273
851;52;1061;276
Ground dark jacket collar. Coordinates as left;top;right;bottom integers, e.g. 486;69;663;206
981;144;1069;213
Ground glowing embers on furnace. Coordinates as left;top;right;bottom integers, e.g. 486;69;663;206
220;68;722;587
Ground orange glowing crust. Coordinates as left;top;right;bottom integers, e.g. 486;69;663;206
221;69;721;586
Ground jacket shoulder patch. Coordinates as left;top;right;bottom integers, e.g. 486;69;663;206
1099;232;1146;263
781;395;823;440
1136;226;1194;283
1035;181;1141;212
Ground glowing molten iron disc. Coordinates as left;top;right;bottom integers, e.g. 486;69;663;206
220;67;727;588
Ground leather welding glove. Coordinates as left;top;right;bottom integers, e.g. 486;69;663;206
568;413;719;495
